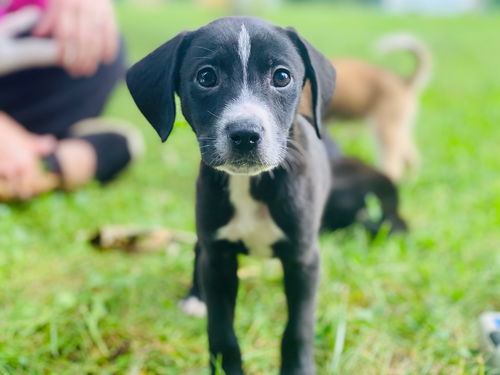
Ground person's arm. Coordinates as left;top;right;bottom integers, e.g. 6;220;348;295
0;112;56;199
33;0;119;77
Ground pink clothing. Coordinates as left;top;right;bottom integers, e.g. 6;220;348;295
0;0;47;18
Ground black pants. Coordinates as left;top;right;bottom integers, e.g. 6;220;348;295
0;41;132;182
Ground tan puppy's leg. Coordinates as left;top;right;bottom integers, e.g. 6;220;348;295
400;101;420;171
372;94;423;181
372;121;402;181
371;98;410;181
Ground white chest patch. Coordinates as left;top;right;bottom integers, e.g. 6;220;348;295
216;175;285;257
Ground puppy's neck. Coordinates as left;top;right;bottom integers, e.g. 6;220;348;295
280;117;307;173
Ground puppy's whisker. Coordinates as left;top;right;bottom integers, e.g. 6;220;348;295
280;142;305;173
193;46;217;53
287;138;306;157
281;159;292;175
287;149;304;165
207;110;221;119
286;140;307;167
210;152;225;167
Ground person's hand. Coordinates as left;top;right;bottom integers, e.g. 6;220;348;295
0;112;56;200
33;0;119;77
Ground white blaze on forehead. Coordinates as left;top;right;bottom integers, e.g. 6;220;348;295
238;24;251;85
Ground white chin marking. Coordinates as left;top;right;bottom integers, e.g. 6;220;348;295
179;296;207;318
215;164;274;176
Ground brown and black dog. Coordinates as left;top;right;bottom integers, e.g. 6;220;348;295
300;33;432;181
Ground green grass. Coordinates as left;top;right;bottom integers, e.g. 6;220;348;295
1;3;500;374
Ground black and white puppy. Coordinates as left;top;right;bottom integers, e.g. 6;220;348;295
127;16;406;375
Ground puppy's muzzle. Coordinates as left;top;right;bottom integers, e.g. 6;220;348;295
226;120;263;153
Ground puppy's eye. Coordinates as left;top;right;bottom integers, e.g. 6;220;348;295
197;68;218;88
272;69;291;88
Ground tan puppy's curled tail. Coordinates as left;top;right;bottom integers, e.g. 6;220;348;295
376;33;432;92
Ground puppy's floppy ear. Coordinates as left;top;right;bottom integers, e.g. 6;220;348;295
126;32;190;142
286;27;336;138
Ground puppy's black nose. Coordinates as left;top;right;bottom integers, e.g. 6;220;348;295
227;122;262;152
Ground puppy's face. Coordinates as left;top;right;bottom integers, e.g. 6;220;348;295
178;19;304;175
127;17;335;175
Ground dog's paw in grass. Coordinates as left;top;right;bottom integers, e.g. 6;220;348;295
179;296;207;318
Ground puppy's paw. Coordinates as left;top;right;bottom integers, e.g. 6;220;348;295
179;296;207;318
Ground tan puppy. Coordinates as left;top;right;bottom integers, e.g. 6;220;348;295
300;34;432;181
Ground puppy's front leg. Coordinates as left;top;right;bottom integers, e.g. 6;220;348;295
200;246;243;375
280;248;319;375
